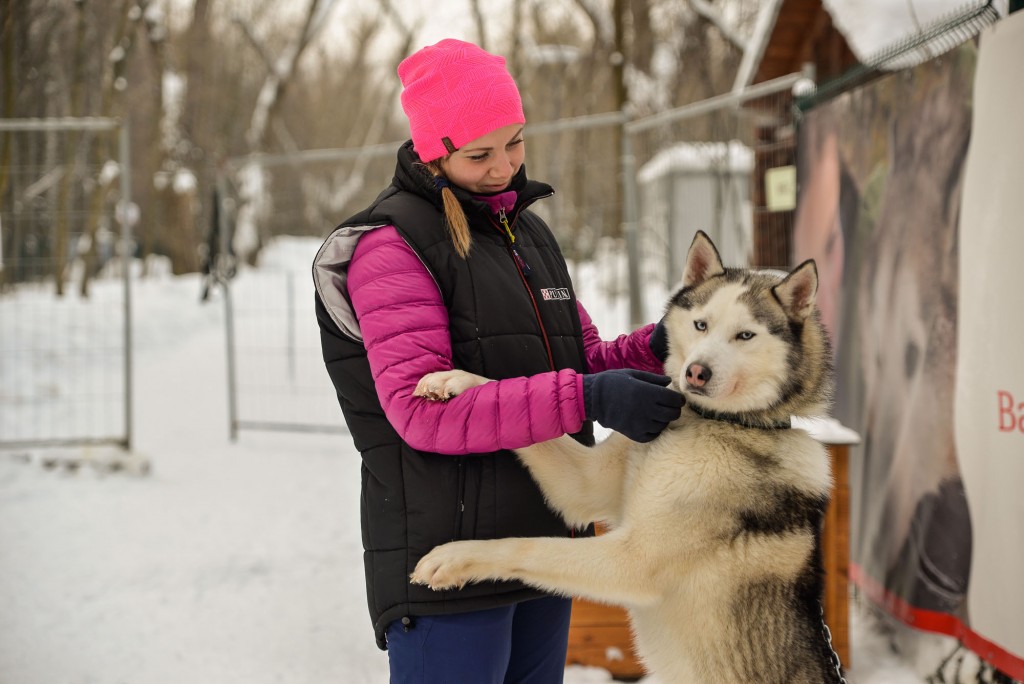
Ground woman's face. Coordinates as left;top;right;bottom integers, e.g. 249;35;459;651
441;123;525;193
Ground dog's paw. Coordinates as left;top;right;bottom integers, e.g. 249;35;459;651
410;541;487;590
414;370;491;401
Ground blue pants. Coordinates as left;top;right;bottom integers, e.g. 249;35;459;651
386;596;573;684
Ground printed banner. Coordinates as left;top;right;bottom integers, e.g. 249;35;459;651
954;10;1024;676
793;18;1024;679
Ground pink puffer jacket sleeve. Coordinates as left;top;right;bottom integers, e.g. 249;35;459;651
577;302;664;374
348;226;586;455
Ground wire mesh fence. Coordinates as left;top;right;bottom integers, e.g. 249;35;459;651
627;73;803;279
223;239;347;436
216;75;802;437
1;275;128;448
0;118;133;450
524;112;628;265
216;145;403;437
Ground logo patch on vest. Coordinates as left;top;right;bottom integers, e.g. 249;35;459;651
540;288;571;301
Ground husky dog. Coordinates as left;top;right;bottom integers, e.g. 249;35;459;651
411;231;842;683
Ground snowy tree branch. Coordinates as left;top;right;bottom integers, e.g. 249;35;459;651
240;0;339;150
469;0;488;50
231;14;278;75
571;0;615;49
689;0;748;53
377;0;414;44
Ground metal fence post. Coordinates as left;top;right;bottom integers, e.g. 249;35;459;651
118;120;134;452
217;171;240;441
287;271;296;384
620;111;645;329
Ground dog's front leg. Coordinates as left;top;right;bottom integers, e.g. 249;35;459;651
515;432;633;528
410;531;659;607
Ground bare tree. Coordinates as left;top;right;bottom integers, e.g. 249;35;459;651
295;0;419;232
3;0;759;285
469;0;489;51
501;0;755;254
229;0;339;263
48;1;91;295
76;0;151;295
0;0;147;293
690;0;748;52
0;0;20;205
238;0;339;151
561;0;753;110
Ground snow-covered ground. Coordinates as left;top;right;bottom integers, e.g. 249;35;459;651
0;237;936;683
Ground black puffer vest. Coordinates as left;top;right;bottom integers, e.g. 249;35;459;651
313;142;593;649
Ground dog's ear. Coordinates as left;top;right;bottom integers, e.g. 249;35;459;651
773;259;818;322
682;231;725;288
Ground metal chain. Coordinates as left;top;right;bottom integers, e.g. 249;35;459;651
820;604;848;684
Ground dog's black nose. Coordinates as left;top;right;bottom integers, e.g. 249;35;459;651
685;363;712;388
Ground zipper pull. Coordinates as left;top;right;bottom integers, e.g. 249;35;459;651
498;207;515;244
512;247;532;277
497;206;531;276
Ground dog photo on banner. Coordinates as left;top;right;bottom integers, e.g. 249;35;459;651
793;12;1024;682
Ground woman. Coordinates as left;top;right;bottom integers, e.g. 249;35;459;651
313;38;682;683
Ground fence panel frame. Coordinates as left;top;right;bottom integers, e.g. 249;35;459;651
216;144;402;439
0;117;134;451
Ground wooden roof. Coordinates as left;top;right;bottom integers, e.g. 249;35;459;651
753;0;859;84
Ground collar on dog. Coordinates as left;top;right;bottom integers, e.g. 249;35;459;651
686;403;792;430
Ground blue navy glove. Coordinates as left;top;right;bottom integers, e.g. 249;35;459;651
649;317;669;363
582;369;684;442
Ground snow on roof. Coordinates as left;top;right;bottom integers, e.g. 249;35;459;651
823;0;1006;61
792;416;862;444
638;140;754;183
734;0;1008;92
731;0;785;93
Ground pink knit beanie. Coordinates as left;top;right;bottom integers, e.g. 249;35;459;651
398;39;526;163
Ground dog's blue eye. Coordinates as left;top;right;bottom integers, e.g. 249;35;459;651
694;320;707;331
736;331;755;341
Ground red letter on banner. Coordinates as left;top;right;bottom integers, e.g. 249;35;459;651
998;391;1016;432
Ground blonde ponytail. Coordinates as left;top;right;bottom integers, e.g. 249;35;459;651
426;162;472;258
